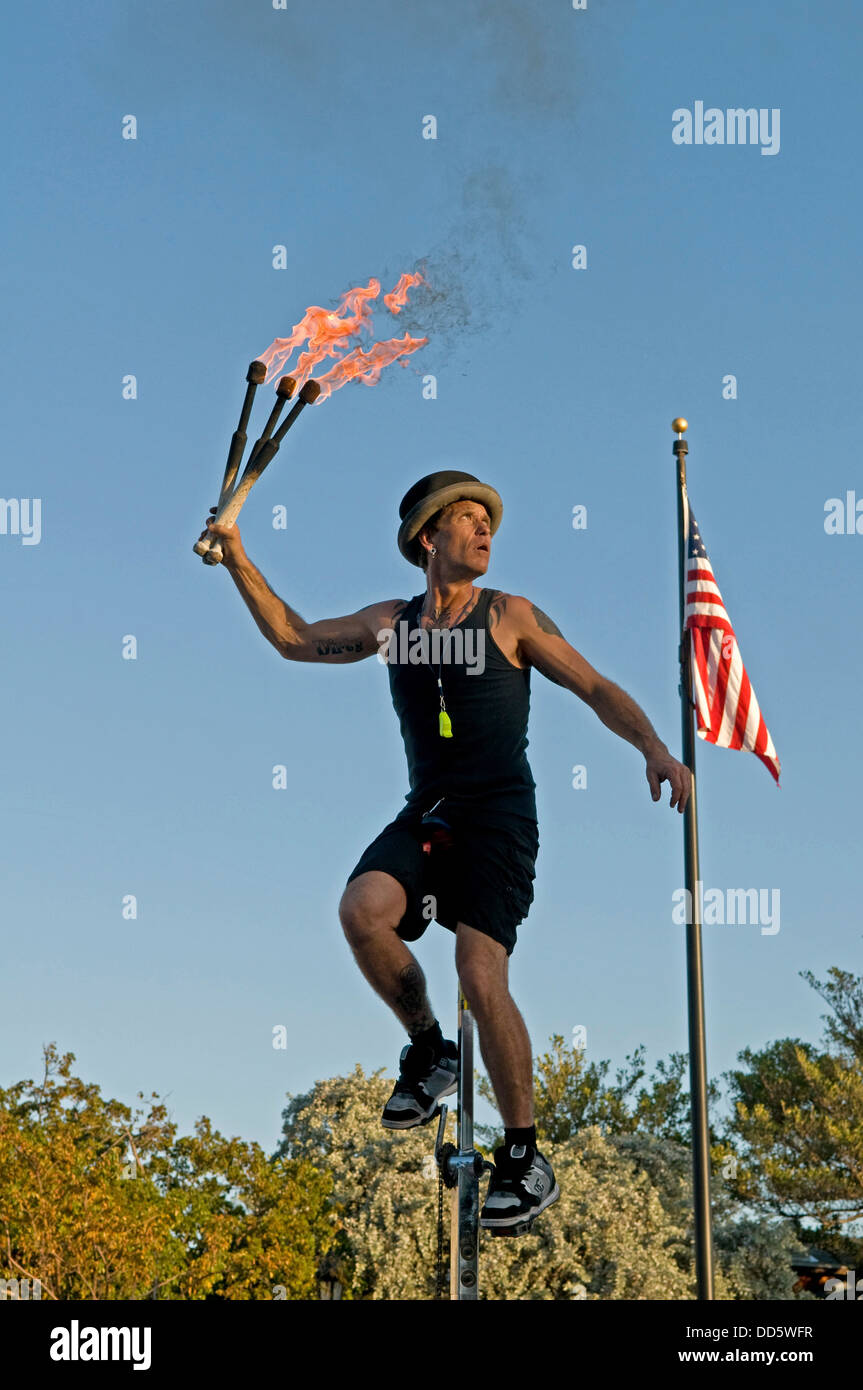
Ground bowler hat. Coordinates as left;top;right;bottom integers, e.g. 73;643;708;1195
397;470;503;567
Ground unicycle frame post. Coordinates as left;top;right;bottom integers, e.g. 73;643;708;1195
423;822;493;1296
433;983;492;1299
453;982;479;1298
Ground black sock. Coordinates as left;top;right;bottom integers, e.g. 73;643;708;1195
411;1020;443;1057
504;1125;537;1155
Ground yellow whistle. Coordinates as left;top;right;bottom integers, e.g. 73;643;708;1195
439;710;453;738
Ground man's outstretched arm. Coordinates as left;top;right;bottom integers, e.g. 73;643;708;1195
497;593;692;812
201;512;405;663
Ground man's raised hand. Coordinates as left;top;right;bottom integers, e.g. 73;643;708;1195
198;507;246;568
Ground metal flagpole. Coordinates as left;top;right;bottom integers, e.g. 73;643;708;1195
673;416;715;1300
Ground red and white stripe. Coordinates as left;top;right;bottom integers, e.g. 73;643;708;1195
683;493;780;785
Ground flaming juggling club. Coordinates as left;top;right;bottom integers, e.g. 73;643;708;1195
195;272;428;566
195;372;298;561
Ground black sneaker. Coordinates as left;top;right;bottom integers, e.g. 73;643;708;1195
480;1143;560;1235
381;1039;458;1129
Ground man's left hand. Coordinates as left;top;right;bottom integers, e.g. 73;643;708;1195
645;744;691;813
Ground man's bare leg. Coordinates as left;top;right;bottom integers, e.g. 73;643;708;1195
454;922;533;1129
338;870;437;1038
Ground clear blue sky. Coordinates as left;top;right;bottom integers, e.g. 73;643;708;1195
2;0;860;1151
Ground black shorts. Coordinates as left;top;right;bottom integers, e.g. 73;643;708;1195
345;800;539;957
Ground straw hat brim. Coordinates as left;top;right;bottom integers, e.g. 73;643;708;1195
398;482;503;566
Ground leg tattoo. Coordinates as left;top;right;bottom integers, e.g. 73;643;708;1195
396;964;435;1036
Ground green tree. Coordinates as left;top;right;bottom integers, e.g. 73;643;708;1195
278;1065;454;1300
0;1045;340;1299
278;1053;806;1299
480;1036;720;1148
724;967;863;1233
479;1035;809;1300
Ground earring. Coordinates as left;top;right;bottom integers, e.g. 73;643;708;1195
430;546;436;556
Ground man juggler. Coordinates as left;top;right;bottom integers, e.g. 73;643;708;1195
201;469;691;1235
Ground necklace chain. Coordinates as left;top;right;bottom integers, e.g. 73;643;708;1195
423;589;475;629
422;589;478;739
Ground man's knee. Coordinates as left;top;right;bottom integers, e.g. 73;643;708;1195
339;871;406;947
455;924;508;1010
460;968;509;1013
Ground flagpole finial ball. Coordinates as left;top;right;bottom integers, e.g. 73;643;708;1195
672;417;688;434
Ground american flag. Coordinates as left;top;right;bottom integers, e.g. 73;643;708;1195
684;493;780;784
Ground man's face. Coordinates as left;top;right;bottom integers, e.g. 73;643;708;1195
427;499;492;575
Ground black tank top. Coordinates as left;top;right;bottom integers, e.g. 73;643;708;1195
386;588;537;819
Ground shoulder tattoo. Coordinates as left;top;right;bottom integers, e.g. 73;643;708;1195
488;592;507;631
530;603;564;639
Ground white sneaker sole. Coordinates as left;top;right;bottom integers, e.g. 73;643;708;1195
381;1074;457;1129
481;1182;561;1233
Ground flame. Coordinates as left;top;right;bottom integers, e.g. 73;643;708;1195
256;271;427;400
313;334;428;401
383;270;425;313
257;278;380;382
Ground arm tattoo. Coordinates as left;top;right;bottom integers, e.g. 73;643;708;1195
489;592;564;683
530;603;564;639
315;639;365;656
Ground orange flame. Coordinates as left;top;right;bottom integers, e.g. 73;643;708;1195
256;272;427;400
313;334;428;401
383;270;426;313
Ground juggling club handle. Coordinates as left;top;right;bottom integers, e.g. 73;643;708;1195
199;380;319;567
194;359;267;559
193;429;249;558
199;440;279;565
